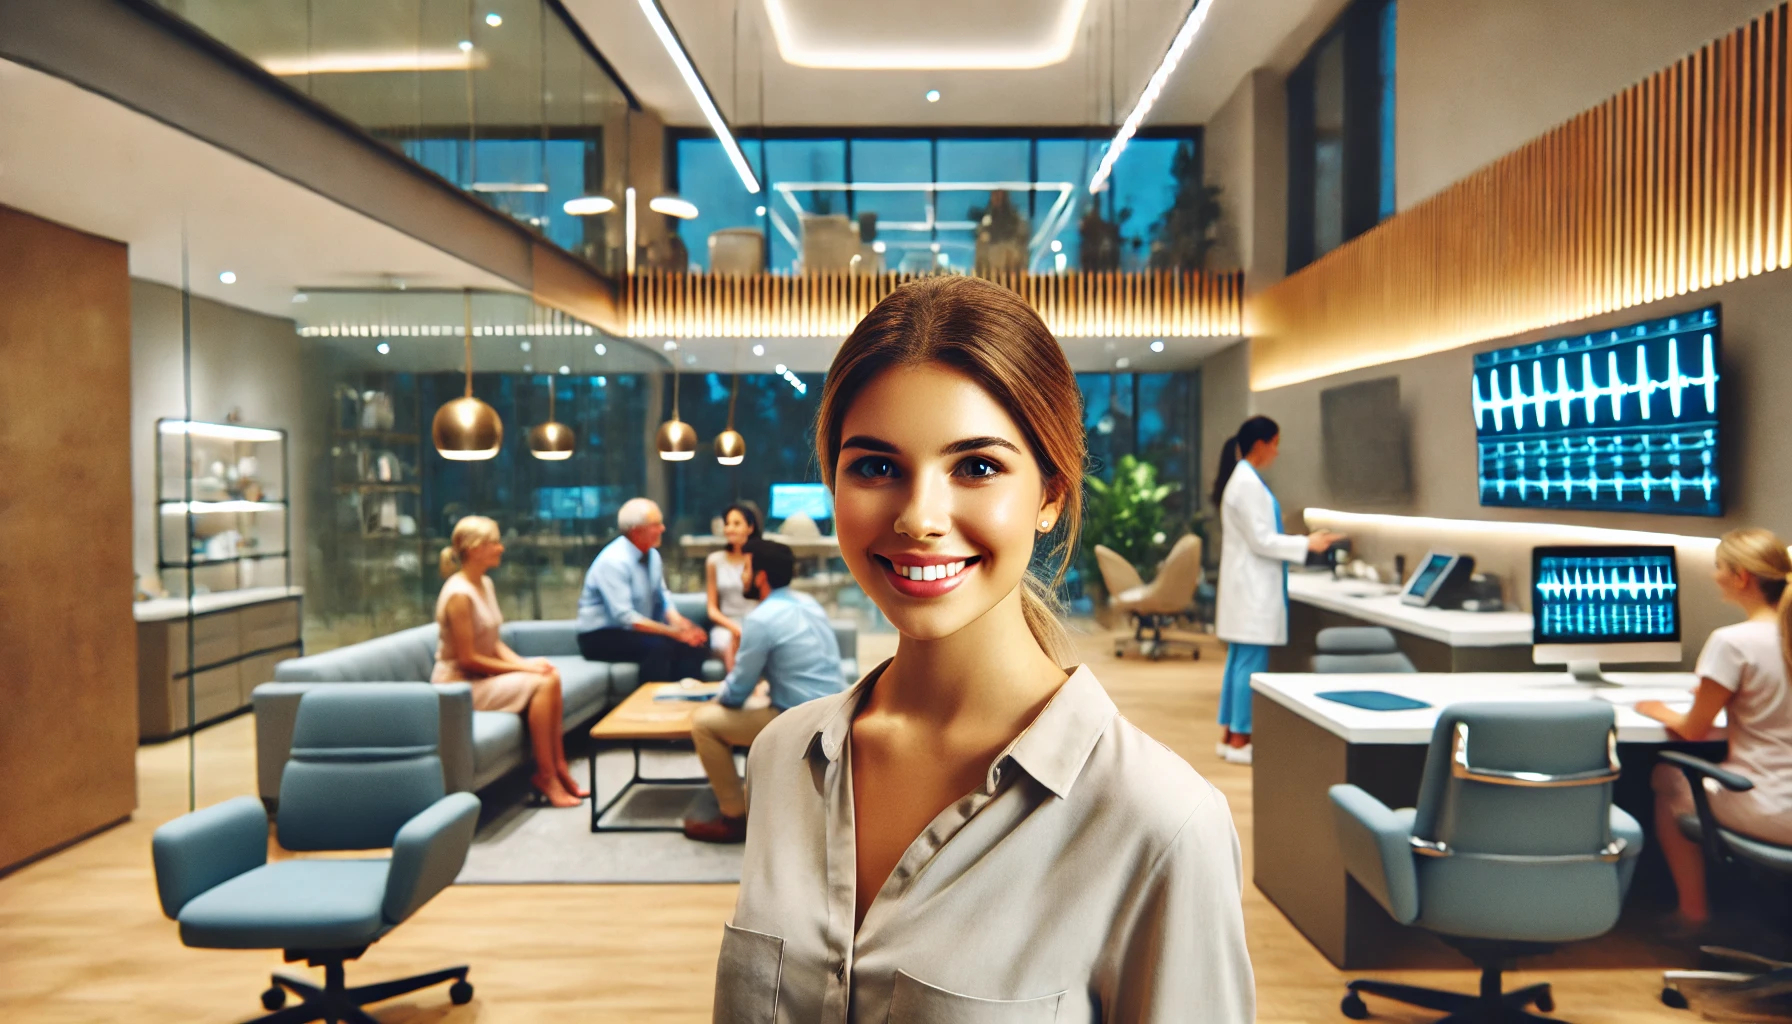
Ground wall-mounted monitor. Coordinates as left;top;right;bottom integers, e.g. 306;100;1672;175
770;483;833;521
1472;305;1721;517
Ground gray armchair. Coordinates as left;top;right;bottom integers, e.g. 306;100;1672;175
153;684;481;1023
1328;702;1643;1021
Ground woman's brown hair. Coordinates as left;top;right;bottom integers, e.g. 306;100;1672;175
1715;527;1792;676
815;276;1085;664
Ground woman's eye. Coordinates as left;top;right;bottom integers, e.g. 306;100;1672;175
848;456;897;479
956;456;1001;479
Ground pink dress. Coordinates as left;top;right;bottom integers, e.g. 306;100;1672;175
431;573;539;713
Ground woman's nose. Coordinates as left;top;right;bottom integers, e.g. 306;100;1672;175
893;473;950;539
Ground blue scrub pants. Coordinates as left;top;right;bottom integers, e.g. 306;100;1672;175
1218;642;1271;734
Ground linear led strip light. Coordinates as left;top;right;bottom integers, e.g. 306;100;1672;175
636;0;761;194
762;0;1087;69
1089;0;1218;194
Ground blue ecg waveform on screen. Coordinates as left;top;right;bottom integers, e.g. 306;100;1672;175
1535;554;1678;640
1472;305;1721;516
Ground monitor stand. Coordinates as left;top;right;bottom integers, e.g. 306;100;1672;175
1566;660;1623;687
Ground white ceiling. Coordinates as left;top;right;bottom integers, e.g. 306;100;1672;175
564;0;1348;127
0;58;519;320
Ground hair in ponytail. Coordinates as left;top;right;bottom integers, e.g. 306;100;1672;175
1715;527;1792;678
1210;415;1280;507
815;277;1083;666
440;515;501;579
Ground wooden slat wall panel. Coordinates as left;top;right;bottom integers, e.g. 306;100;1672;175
623;269;1244;340
1248;4;1791;392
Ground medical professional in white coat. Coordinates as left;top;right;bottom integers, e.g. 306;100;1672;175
1212;416;1343;764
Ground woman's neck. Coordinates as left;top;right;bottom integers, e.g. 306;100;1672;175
872;586;1067;726
459;565;486;585
1741;591;1777;622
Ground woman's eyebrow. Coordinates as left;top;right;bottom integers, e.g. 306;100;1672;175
841;434;898;453
942;436;1023;456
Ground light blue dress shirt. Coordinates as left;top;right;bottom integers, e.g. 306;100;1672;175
577;535;677;634
716;588;842;711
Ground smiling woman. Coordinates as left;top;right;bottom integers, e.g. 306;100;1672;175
711;277;1255;1023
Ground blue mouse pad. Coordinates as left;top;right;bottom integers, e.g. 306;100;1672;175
1316;690;1433;712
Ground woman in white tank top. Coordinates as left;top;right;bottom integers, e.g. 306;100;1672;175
706;502;763;671
1640;528;1792;927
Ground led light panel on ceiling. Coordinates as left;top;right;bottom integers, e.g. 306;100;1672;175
1471;305;1722;517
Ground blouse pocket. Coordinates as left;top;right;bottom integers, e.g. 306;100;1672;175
887;970;1065;1024
713;922;785;1024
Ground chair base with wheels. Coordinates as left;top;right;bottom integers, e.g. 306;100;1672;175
1113;611;1203;661
1341;939;1560;1022
252;948;471;1024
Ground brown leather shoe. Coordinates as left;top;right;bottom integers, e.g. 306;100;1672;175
683;811;747;844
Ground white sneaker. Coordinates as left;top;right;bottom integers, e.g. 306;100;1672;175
1216;742;1232;759
1222;743;1254;765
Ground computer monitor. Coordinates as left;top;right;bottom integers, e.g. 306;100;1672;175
1532;544;1682;682
769;483;832;522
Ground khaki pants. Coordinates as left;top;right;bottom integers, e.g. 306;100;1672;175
691;702;779;818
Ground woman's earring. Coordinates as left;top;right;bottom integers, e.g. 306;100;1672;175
1039;518;1052;531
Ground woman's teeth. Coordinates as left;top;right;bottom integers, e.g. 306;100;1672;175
895;560;967;582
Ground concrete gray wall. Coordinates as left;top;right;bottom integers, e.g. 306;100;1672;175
1395;0;1777;209
1202;67;1288;290
131;280;315;596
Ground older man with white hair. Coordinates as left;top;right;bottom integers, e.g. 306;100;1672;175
576;497;710;681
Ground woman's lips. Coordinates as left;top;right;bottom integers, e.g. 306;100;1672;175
876;555;980;598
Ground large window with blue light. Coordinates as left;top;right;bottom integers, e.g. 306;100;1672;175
671;132;1200;274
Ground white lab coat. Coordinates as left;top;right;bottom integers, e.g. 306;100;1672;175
1216;461;1309;646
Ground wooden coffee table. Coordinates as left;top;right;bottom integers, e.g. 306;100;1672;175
587;682;720;833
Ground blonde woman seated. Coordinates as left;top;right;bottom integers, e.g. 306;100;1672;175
1639;528;1792;929
433;516;589;808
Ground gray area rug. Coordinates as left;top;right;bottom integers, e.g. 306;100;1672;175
455;747;744;885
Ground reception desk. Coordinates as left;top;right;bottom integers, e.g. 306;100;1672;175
1250;671;1721;969
1279;571;1536;673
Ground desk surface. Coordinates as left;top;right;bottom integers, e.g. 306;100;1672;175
1252;671;1714;744
1286;572;1533;647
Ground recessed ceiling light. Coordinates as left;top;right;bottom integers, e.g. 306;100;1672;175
755;205;766;217
523;363;532;372
594;343;607;355
1050;239;1063;253
872;240;886;253
377;343;390;355
663;340;678;351
752;344;765;356
559;364;571;374
1150;340;1166;352
218;271;237;284
774;363;787;374
458;40;473;52
925;89;941;103
485;12;502;26
1116;357;1131;369
520;340;532;352
597;376;607;386
929;242;941;253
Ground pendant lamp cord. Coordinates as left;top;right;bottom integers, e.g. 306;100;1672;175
547;374;556;420
462;288;474;398
726;371;739;429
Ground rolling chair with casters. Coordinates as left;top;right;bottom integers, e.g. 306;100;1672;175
1329;702;1643;1022
1314;626;1417;674
1095;535;1205;660
1656;750;1792;1017
153;684;483;1024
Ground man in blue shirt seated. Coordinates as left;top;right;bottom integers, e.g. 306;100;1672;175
684;538;843;843
576;497;710;682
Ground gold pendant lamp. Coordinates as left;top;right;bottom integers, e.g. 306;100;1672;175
528;373;574;460
655;356;697;461
432;289;503;460
714;371;745;465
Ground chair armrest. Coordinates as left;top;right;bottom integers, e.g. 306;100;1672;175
382;792;482;924
1328;784;1420;925
1660;750;1753;870
151;795;268;919
254;682;476;800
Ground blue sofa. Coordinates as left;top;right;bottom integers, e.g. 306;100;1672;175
252;594;859;807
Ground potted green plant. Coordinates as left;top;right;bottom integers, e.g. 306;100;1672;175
1081;455;1180;622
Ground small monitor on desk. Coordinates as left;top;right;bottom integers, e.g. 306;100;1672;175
1401;551;1475;607
1532;545;1682;683
770;483;832;523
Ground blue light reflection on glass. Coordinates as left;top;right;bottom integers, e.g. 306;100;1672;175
1471;305;1721;516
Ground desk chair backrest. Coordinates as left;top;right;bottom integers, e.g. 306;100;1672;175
780;513;822;539
1314;626;1416;673
277;684;447;852
1410;702;1626;938
1145;535;1204;609
1093;544;1145;597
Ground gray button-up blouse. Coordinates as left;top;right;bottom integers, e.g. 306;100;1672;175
714;663;1256;1023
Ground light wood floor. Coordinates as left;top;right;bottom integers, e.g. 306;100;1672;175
0;630;1696;1022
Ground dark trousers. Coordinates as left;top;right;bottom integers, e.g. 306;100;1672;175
577;627;709;683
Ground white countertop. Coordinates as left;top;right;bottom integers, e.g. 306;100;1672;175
1286;571;1535;647
133;586;304;622
1252;670;1715;744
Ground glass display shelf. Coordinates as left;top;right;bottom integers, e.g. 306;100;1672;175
155;419;292;590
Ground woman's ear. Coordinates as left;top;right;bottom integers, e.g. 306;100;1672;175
1037;487;1068;532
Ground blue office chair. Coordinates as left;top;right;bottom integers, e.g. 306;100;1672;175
1329;702;1643;1022
153;684;483;1024
1314;626;1417;673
